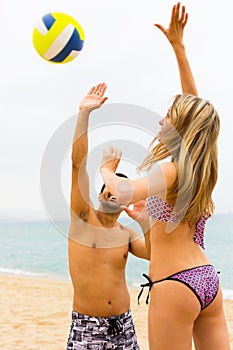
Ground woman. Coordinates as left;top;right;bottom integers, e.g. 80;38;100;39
100;3;230;350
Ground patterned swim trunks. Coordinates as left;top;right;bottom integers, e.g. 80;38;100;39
66;309;140;350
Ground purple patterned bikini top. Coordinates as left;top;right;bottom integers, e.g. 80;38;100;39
146;195;207;249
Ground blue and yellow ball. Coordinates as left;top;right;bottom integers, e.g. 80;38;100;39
32;12;85;64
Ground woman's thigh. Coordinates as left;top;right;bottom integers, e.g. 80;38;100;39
193;287;230;350
148;280;200;350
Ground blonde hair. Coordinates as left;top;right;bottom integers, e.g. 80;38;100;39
139;94;220;226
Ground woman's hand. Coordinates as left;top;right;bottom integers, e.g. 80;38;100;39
154;2;188;48
79;83;108;113
100;146;122;174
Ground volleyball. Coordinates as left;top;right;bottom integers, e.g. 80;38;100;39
32;12;85;64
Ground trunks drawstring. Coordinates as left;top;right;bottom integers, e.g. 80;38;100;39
107;318;123;336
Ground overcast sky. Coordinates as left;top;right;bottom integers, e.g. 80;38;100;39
1;0;233;222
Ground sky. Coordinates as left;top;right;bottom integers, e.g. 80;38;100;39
1;0;233;222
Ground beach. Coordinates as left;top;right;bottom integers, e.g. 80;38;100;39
0;275;232;349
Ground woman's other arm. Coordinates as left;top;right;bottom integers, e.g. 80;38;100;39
155;2;198;96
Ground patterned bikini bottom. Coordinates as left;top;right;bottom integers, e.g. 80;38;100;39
138;264;220;310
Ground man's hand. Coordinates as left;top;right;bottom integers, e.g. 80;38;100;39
79;83;108;113
123;200;151;236
154;2;188;48
100;146;122;174
123;200;149;225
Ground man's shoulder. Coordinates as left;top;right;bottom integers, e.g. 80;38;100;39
116;222;131;233
116;222;141;241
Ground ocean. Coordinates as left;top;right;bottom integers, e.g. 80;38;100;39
0;214;233;299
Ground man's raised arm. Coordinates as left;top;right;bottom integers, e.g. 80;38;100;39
71;83;108;218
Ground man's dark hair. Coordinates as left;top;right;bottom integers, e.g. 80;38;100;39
100;173;128;193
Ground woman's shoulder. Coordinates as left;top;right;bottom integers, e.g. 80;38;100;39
145;161;177;197
159;161;177;188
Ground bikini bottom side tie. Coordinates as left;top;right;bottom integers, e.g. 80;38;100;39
138;273;153;305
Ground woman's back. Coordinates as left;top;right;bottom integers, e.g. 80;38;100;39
148;218;210;281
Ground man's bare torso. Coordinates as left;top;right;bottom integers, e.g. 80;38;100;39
68;213;138;317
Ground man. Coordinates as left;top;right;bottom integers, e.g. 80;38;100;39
66;82;150;350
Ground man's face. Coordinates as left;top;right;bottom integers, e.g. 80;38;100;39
98;187;122;213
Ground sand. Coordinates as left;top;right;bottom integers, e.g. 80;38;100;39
0;274;232;349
